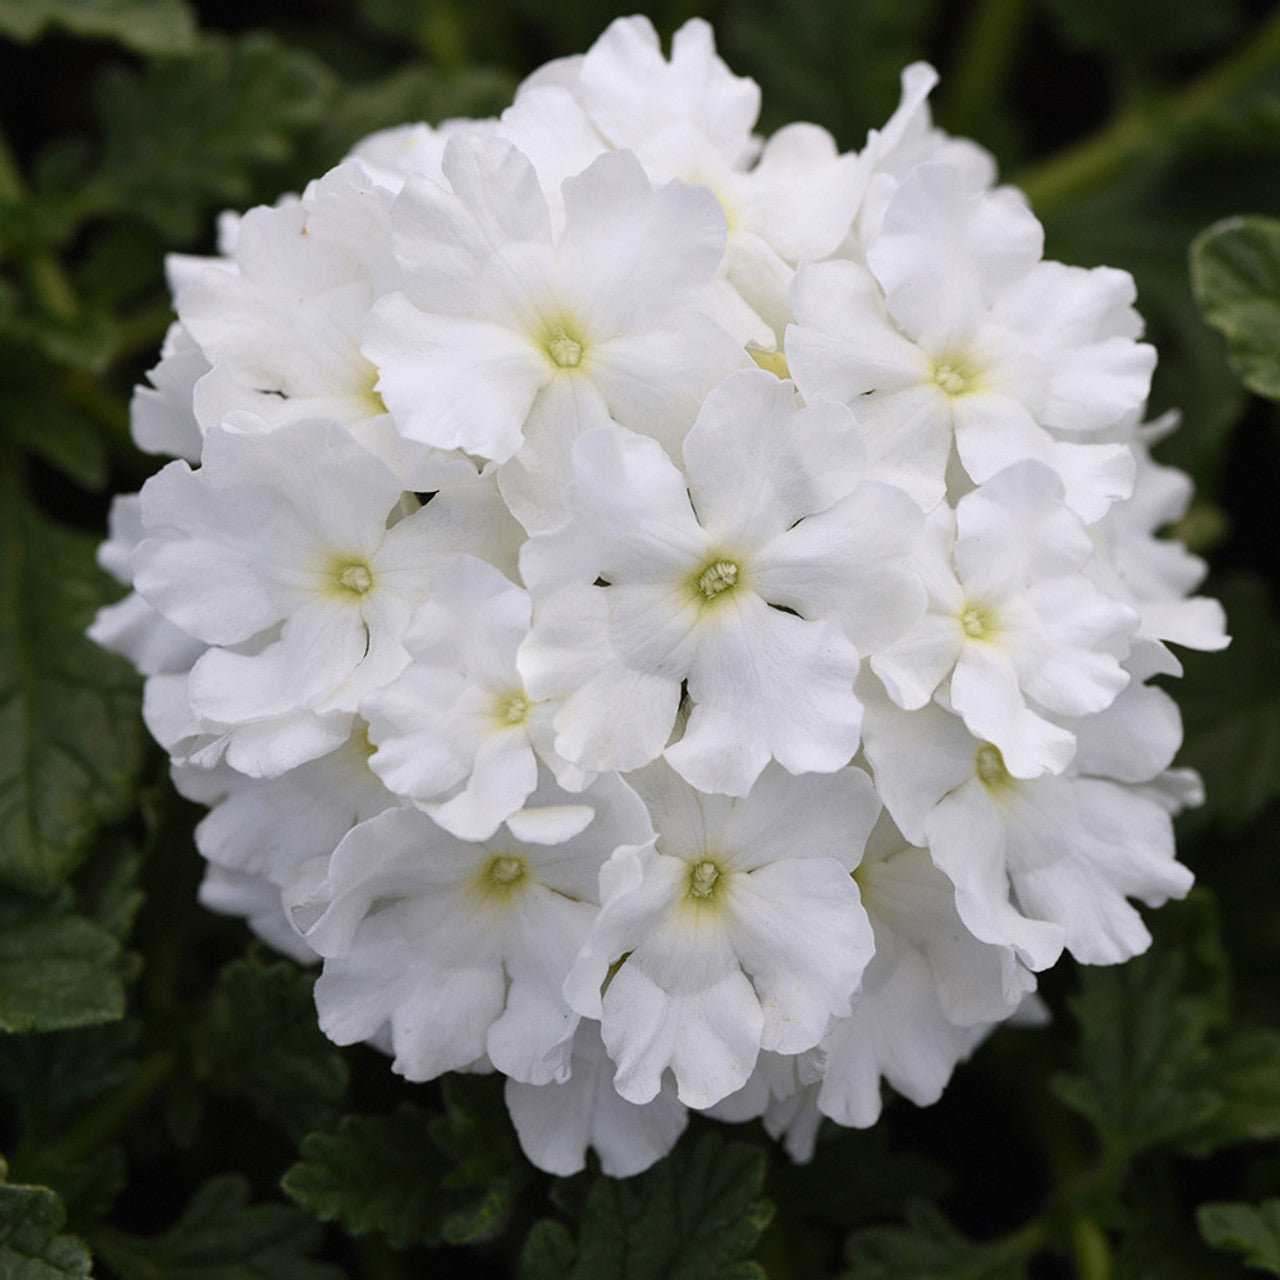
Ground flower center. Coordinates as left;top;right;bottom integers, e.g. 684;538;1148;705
547;333;583;369
747;343;790;379
336;562;374;595
975;743;1009;789
487;855;526;887
934;362;968;396
960;603;991;638
697;559;739;600
498;693;530;726
688;858;722;900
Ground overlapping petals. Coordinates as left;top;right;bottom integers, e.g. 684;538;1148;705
92;15;1223;1182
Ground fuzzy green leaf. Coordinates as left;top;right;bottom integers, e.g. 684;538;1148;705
87;33;334;243
0;0;196;53
201;957;347;1141
1052;893;1236;1159
282;1106;447;1249
92;1176;341;1280
0;1160;94;1279
1177;573;1280;830
0;474;143;892
519;1134;773;1280
0;886;127;1032
1200;1201;1280;1275
1191;215;1280;401
282;1078;523;1250
1180;1027;1280;1156
842;1199;1031;1279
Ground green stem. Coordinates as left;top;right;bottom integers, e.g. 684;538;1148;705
0;123;78;320
1015;2;1280;210
47;1050;175;1169
1071;1217;1113;1280
940;0;1030;136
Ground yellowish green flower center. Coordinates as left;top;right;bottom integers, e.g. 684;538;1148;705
748;344;790;379
960;603;992;639
487;855;526;887
934;362;969;396
547;333;583;369
497;693;530;726
697;559;740;600
688;858;723;901
337;562;374;595
975;743;1009;789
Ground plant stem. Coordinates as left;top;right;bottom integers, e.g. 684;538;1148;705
1071;1216;1114;1280
1015;2;1280;211
0;123;78;320
940;0;1030;137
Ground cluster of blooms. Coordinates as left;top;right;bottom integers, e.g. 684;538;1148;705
92;17;1228;1176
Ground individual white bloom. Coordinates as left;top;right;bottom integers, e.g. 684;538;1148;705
175;163;472;489
847;62;997;252
632;121;863;345
133;418;520;777
172;722;401;892
177;164;393;424
294;772;652;1086
198;863;319;965
89;495;206;677
787;165;1146;519
1087;414;1230;669
517;17;762;168
565;761;879;1108
363;556;590;840
872;461;1138;777
364;134;745;529
817;814;1034;1128
520;370;925;795
504;1020;688;1177
861;688;1193;969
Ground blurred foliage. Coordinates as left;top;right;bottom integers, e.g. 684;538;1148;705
1;1;1280;1278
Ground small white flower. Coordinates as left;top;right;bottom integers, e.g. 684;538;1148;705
565;761;879;1108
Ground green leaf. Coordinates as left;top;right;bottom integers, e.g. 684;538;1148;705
87;33;335;243
0;1019;138;1138
282;1105;449;1249
1176;573;1280;830
720;0;937;144
0;0;196;54
842;1199;1031;1279
283;1078;524;1249
0;471;143;892
1200;1201;1280;1275
1179;1026;1280;1156
0;1158;94;1279
0;885;127;1032
1191;215;1280;401
519;1133;773;1280
92;1175;341;1280
1049;890;1228;1162
200;957;347;1141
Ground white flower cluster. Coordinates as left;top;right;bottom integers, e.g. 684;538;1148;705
93;17;1228;1177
